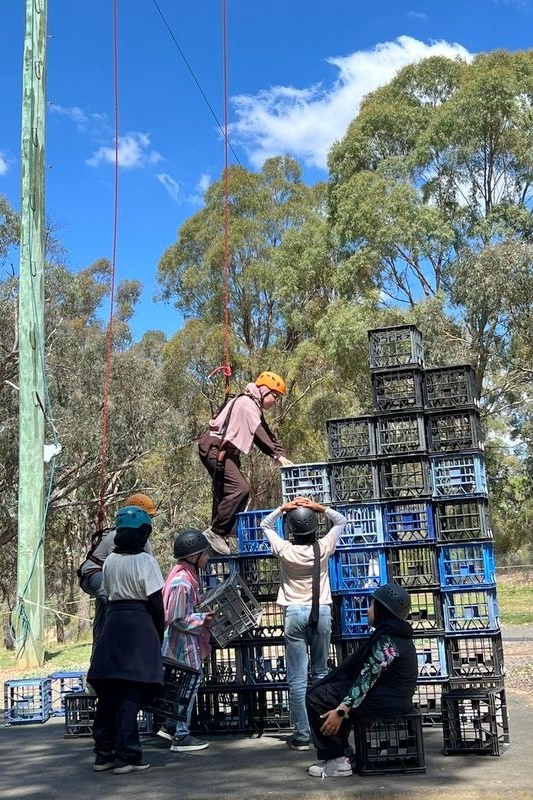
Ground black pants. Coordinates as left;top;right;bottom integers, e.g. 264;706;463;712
91;679;152;764
306;675;355;760
198;433;250;537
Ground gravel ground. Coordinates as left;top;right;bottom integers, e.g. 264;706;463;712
499;624;533;700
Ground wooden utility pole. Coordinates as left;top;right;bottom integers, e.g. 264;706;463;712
14;0;48;667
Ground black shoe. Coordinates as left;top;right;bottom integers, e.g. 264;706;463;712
113;760;151;774
286;737;310;751
93;753;115;772
170;734;209;752
156;724;174;742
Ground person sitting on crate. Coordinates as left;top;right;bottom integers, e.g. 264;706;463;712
77;493;158;655
198;371;293;556
260;497;348;752
305;583;418;779
156;528;214;753
87;506;165;774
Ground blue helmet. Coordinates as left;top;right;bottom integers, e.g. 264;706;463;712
115;505;152;530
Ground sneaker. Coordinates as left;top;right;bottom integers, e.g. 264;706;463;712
113;760;150;774
93;754;115;772
203;527;231;556
286;737;310;751
308;756;353;778
170;734;210;752
156;724;174;742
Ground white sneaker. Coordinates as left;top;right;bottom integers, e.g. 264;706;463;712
308;756;353;778
203;527;231;555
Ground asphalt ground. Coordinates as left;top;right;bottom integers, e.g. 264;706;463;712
1;684;532;800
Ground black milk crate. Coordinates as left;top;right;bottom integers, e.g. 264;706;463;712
424;365;479;410
368;325;425;370
442;587;499;633
143;658;201;721
353;711;426;775
63;692;96;737
203;644;242;686
326;415;376;460
441;686;509;756
385;544;439;589
330;459;379;503
193;687;249;733
137;710;154;736
198;572;262;647
335;591;374;638
445;633;505;681
329;548;387;593
435;498;492;542
414;635;448;681
243;600;285;640
427;408;484;453
4;677;51;726
280;462;331;504
332;503;384;548
242;641;287;684
48;670;85;716
379;455;431;500
371;368;424;411
413;681;447;726
375;412;426;455
200;557;237;592
247;686;292;731
239;556;281;600
237;509;283;555
334;638;368;660
383;501;435;544
438;542;496;589
430;453;487;498
409;589;444;633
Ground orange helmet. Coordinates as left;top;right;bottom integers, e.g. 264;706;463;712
255;371;286;395
123;493;157;517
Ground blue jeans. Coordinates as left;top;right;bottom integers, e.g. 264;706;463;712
166;669;203;738
284;605;332;742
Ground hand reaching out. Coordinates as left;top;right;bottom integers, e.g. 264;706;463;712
277;456;294;467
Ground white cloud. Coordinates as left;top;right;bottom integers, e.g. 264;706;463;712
0;152;9;175
48;103;91;130
186;172;211;206
407;11;428;20
86;132;162;169
156;172;180;201
230;35;474;171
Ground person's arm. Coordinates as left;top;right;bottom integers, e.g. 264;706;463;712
260;507;290;556
321;507;348;554
169;582;212;634
253;419;287;459
147;589;165;644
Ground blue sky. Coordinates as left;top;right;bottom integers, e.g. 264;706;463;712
2;0;532;340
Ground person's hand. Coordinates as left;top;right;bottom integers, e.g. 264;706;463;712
203;611;215;627
319;706;348;736
295;496;326;513
280;500;298;512
277;456;294;467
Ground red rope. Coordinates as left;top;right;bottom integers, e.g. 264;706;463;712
97;0;120;528
221;0;232;394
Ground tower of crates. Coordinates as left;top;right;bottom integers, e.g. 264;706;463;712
193;324;509;755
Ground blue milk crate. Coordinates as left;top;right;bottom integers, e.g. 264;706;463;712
200;556;237;591
237;509;283;555
414;635;448;681
331;503;384;548
383;501;435;544
442;587;500;633
385;544;439;589
437;542;496;588
430;453;488;498
409;589;444;633
280;462;331;504
336;592;374;638
330;460;379;503
329;549;387;593
326;415;376;460
48;670;85;716
4;677;52;725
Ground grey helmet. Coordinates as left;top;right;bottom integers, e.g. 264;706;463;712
173;528;210;559
285;506;318;540
373;583;411;620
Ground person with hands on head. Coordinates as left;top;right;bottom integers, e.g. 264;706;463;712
305;583;418;779
260;496;347;752
198;371;293;556
156;528;214;753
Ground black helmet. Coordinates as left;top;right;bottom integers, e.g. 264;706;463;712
373;583;411;620
173;528;210;559
285;507;318;540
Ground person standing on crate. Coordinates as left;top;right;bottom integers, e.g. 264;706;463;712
87;505;165;774
305;583;418;779
198;371;293;556
156;528;214;753
77;493;158;654
260;497;348;752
